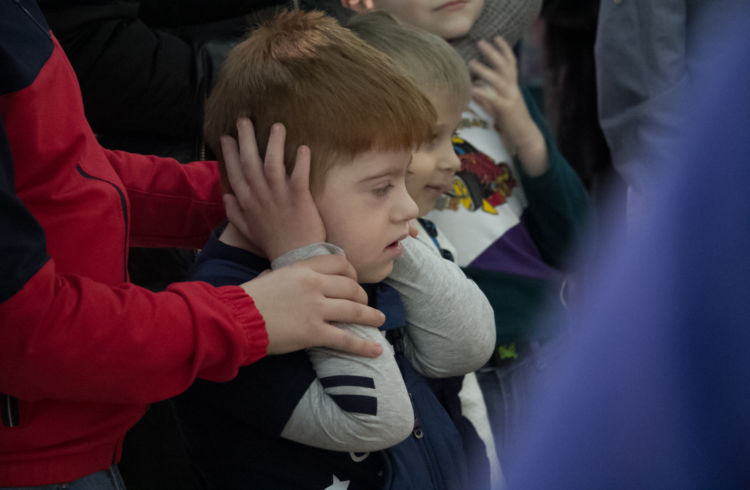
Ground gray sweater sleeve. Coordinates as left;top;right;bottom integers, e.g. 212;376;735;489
271;243;413;452
385;236;496;378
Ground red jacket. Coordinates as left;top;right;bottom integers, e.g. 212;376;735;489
0;1;267;485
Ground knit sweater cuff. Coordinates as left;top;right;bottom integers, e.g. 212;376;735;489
217;285;268;365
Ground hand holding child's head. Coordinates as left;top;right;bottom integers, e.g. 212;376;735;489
222;118;325;261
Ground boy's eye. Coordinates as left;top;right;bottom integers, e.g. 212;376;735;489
372;184;394;197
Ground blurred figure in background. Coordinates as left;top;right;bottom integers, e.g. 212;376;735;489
595;0;731;220
504;2;750;487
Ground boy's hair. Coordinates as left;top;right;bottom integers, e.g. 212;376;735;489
204;10;436;192
347;11;472;108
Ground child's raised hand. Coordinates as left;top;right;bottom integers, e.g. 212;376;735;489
222;118;326;261
470;37;548;176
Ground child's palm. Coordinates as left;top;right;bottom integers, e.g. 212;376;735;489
469;37;534;152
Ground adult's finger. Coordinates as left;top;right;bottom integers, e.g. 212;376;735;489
317;273;370;306
295;254;359;282
317;325;383;358
323;298;386;329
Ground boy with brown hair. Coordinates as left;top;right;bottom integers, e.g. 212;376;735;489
175;9;494;490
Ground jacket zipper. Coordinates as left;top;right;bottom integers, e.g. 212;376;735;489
1;393;19;428
412;412;445;490
76;165;129;281
13;0;51;38
389;328;446;488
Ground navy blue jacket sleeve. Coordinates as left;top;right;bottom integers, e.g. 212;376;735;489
0;118;50;304
0;0;53;304
181;352;316;437
176;256;316;436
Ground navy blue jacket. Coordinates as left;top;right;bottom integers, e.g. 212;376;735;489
175;228;469;490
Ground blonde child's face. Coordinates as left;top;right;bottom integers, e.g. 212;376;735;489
370;0;484;40
315;149;419;283
407;91;464;216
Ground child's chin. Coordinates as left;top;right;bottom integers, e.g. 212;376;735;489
358;263;394;284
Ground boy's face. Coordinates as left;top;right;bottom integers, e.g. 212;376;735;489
370;0;484;40
407;91;464;216
315;149;419;283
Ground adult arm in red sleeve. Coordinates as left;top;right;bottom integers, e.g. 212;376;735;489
104;149;226;249
0;116;266;405
0;261;266;405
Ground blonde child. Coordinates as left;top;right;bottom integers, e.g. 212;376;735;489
349;11;505;490
344;0;592;466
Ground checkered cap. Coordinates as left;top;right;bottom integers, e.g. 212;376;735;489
450;0;543;62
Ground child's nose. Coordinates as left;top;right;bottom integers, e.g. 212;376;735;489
438;146;461;173
395;185;419;223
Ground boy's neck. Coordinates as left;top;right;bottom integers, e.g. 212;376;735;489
219;222;266;258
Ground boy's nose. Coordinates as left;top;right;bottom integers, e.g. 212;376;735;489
438;147;461;173
395;185;419;223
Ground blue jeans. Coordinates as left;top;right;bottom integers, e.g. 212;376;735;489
476;340;559;466
1;465;126;490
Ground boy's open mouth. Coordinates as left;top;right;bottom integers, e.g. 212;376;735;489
385;232;409;251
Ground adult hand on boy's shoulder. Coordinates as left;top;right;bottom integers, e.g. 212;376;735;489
222;118;325;261
241;254;385;357
470;37;548;176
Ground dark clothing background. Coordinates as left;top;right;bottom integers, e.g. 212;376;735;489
39;0;286;152
541;0;626;226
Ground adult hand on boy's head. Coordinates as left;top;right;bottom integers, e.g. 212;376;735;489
223;118;326;261
470;37;548;176
241;254;385;357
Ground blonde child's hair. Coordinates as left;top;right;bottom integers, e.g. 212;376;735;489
347;11;472;108
204;10;436;192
